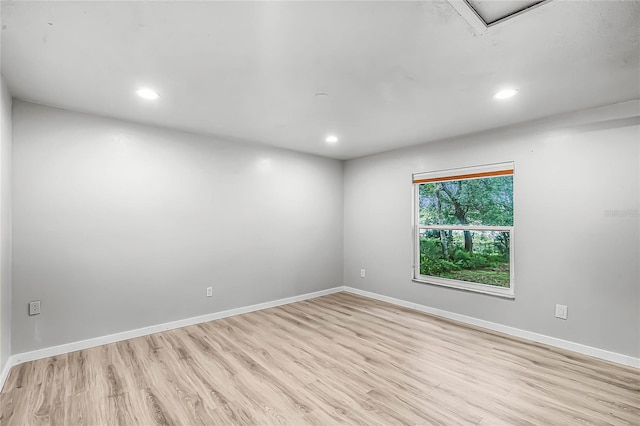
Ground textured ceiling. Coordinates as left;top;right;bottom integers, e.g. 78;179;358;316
2;1;639;160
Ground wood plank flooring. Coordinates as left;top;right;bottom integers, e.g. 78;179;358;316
1;292;638;425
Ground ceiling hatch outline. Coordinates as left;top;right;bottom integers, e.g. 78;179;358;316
448;0;554;34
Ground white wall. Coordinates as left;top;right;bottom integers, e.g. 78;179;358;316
12;101;343;354
8;98;640;361
344;101;640;358
0;75;12;371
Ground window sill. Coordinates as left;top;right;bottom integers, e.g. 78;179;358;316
412;277;515;299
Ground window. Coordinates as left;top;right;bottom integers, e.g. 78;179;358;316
413;162;514;298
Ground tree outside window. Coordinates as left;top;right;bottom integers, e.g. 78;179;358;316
413;163;514;297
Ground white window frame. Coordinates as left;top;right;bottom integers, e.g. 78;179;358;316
412;163;515;298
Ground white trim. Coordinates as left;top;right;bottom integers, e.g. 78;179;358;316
343;287;640;369
0;286;343;391
447;0;488;34
447;0;555;34
413;161;513;183
485;0;554;30
0;357;15;391
412;277;515;299
12;287;342;365
2;284;637;392
419;225;512;232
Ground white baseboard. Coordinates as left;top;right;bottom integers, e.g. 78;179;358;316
2;284;637;392
0;286;343;392
0;357;13;392
343;286;640;369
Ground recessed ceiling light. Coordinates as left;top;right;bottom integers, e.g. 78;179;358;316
136;88;160;100
325;135;339;143
493;88;519;100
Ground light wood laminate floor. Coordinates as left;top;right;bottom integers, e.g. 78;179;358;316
1;292;638;425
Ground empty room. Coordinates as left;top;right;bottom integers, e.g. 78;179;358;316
0;0;639;424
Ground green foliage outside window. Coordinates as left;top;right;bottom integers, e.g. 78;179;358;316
418;175;513;287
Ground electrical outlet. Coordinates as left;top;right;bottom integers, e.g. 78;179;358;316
206;286;213;297
555;304;568;320
29;300;41;316
360;269;366;278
